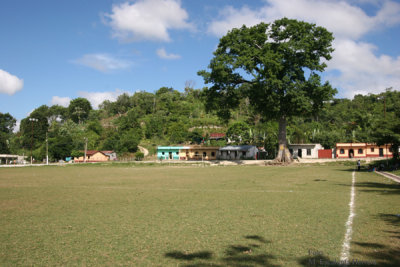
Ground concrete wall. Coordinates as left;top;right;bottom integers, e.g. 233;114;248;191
288;144;323;159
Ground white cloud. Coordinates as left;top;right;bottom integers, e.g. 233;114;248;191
13;120;20;133
207;0;400;97
327;39;400;98
73;53;131;72
50;96;71;107
78;89;132;109
106;0;193;42
0;69;23;95
207;6;264;37
156;48;181;59
208;0;400;39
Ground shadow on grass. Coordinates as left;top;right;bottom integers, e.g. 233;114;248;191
350;214;400;266
165;251;213;261
165;235;279;267
336;181;400;195
379;213;400;226
351;242;400;267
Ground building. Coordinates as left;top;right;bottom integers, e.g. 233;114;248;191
0;154;24;164
181;146;219;160
288;144;324;159
102;151;117;161
74;150;110;162
157;146;189;160
336;143;393;158
218;145;258;160
209;133;226;141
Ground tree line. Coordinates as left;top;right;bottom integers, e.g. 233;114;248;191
0;87;399;162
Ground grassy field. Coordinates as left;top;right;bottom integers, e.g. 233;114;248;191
0;164;399;266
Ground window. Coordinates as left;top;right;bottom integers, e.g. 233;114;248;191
203;152;207;157
340;149;344;154
242;151;246;156
211;152;215;157
358;149;363;154
176;152;179;155
307;149;311;156
389;147;392;152
371;147;374;152
162;152;165;155
195;151;199;156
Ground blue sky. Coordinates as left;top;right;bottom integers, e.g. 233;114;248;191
1;0;400;125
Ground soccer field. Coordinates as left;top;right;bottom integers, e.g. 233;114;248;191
1;164;399;266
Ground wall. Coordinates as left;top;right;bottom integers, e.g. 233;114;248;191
185;148;218;160
288;144;322;159
318;149;332;159
157;149;180;160
336;143;393;158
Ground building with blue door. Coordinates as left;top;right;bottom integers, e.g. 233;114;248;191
157;146;189;160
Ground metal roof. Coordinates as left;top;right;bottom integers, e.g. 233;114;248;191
219;145;257;151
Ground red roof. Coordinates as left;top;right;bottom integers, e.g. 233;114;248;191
210;133;225;138
85;150;100;156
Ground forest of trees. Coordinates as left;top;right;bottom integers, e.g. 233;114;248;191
0;86;399;162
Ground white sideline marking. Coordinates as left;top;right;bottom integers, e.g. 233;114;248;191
340;170;356;262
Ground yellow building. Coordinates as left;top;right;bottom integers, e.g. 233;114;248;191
181;146;219;160
74;150;110;162
336;143;393;158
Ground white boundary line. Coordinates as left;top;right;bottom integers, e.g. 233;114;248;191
340;170;356;262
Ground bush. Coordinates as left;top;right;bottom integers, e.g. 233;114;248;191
135;151;144;161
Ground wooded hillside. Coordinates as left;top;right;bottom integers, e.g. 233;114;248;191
1;87;399;161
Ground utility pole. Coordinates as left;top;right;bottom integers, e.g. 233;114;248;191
84;137;88;162
28;118;38;164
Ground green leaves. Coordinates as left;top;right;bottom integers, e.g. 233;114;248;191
68;98;92;124
199;18;335;121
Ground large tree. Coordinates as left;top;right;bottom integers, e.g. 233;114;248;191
0;112;16;153
68;98;92;124
199;18;336;162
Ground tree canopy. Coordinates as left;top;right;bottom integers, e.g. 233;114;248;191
199;18;336;162
0;112;16;154
68;98;92;124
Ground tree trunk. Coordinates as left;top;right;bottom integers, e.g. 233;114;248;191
275;115;293;163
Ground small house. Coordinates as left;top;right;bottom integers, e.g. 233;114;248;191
102;151;117;161
209;133;226;141
181;146;219;160
288;144;323;159
74;150;110;162
218;145;258;160
336;143;393;158
157;146;189;160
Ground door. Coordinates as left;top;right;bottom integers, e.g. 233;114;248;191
169;152;172;159
298;149;302;158
349;149;354;158
379;148;384;157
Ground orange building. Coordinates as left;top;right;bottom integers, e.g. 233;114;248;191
181;146;219;160
336;143;393;158
74;150;111;162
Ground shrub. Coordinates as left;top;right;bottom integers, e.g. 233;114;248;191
135;151;144;161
